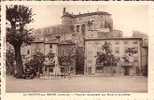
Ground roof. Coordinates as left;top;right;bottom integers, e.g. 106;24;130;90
63;12;74;18
62;11;111;18
31;40;75;45
32;40;44;43
31;39;58;44
59;40;75;45
85;37;143;41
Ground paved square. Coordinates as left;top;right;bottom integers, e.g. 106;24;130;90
6;76;147;92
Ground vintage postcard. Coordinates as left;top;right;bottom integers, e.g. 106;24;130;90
1;1;154;100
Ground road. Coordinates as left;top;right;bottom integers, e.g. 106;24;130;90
6;75;147;92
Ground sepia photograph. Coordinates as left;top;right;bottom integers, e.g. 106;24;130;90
5;4;148;93
1;0;154;1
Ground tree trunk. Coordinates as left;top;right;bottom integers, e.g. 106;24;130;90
14;45;24;78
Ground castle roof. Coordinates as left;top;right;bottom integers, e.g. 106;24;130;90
62;11;111;18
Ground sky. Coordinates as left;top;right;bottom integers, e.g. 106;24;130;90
28;4;149;36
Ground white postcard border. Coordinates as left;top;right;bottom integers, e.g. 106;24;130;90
1;1;154;100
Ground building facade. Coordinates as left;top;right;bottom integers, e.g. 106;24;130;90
21;40;76;76
20;8;148;76
61;8;147;75
84;38;143;75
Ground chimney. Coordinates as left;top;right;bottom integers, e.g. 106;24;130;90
63;7;66;15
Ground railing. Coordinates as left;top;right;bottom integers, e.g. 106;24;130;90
38;66;73;79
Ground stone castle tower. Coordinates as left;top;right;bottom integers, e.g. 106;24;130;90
61;7;114;47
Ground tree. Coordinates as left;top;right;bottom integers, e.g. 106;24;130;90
25;51;45;78
58;45;76;74
45;51;55;67
6;47;15;75
122;47;138;75
96;41;117;67
6;5;34;78
96;41;118;74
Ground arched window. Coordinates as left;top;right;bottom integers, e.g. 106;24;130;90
87;20;94;30
76;25;80;32
81;24;86;35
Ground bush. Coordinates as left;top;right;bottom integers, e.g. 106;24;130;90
24;51;45;78
6;48;15;75
96;41;118;67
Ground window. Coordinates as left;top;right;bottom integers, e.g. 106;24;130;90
133;47;138;54
61;67;65;73
70;25;74;32
125;47;138;54
133;41;138;44
95;41;99;45
124;41;128;44
124;47;129;53
50;44;52;48
72;33;76;37
115;41;119;45
88;67;92;74
49;68;53;73
115;47;119;54
100;21;105;28
134;56;138;63
88;19;94;30
87;59;92;63
76;25;80;32
27;50;30;55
